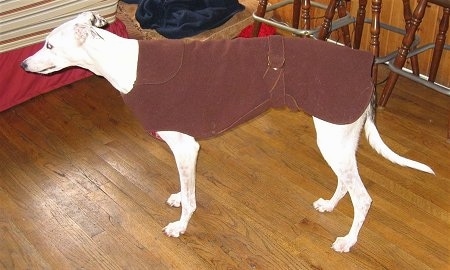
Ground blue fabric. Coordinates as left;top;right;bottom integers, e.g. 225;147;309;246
127;0;244;38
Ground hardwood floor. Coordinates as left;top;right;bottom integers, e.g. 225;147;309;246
0;66;448;269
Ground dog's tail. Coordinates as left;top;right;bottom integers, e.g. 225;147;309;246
364;102;435;174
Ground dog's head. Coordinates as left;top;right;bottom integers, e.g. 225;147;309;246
21;11;108;74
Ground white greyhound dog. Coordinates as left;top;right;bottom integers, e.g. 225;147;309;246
21;12;434;252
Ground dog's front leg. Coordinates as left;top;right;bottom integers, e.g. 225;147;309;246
157;131;200;237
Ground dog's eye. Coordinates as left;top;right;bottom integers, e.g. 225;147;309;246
46;43;54;50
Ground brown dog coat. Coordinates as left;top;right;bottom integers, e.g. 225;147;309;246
122;36;374;139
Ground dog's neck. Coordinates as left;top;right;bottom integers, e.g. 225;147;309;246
81;28;138;93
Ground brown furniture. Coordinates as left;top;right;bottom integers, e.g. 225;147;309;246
378;0;450;107
250;0;419;85
352;0;420;84
251;0;353;46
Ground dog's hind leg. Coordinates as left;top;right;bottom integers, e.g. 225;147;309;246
157;131;200;237
312;116;372;252
312;117;360;213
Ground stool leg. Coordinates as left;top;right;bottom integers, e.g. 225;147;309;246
301;0;311;30
402;0;420;76
354;0;368;49
252;0;268;37
370;0;381;83
378;0;428;107
337;0;352;46
318;0;338;40
428;7;449;83
293;0;301;29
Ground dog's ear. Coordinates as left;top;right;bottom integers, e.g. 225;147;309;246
76;11;108;28
74;23;103;45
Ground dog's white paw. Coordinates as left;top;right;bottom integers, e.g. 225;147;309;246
313;198;335;212
331;235;357;253
163;221;186;237
166;193;181;207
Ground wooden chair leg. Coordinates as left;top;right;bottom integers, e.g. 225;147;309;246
428;7;449;82
354;0;368;49
378;0;428;107
337;0;352;46
370;0;381;83
402;0;420;76
301;0;311;30
252;0;268;37
318;0;338;40
292;0;301;29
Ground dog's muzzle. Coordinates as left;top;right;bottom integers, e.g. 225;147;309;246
21;60;56;73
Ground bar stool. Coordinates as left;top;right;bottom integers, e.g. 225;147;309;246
378;0;450;107
315;0;422;84
353;0;421;84
251;0;354;46
251;0;421;86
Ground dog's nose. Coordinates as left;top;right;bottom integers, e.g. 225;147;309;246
20;61;28;70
